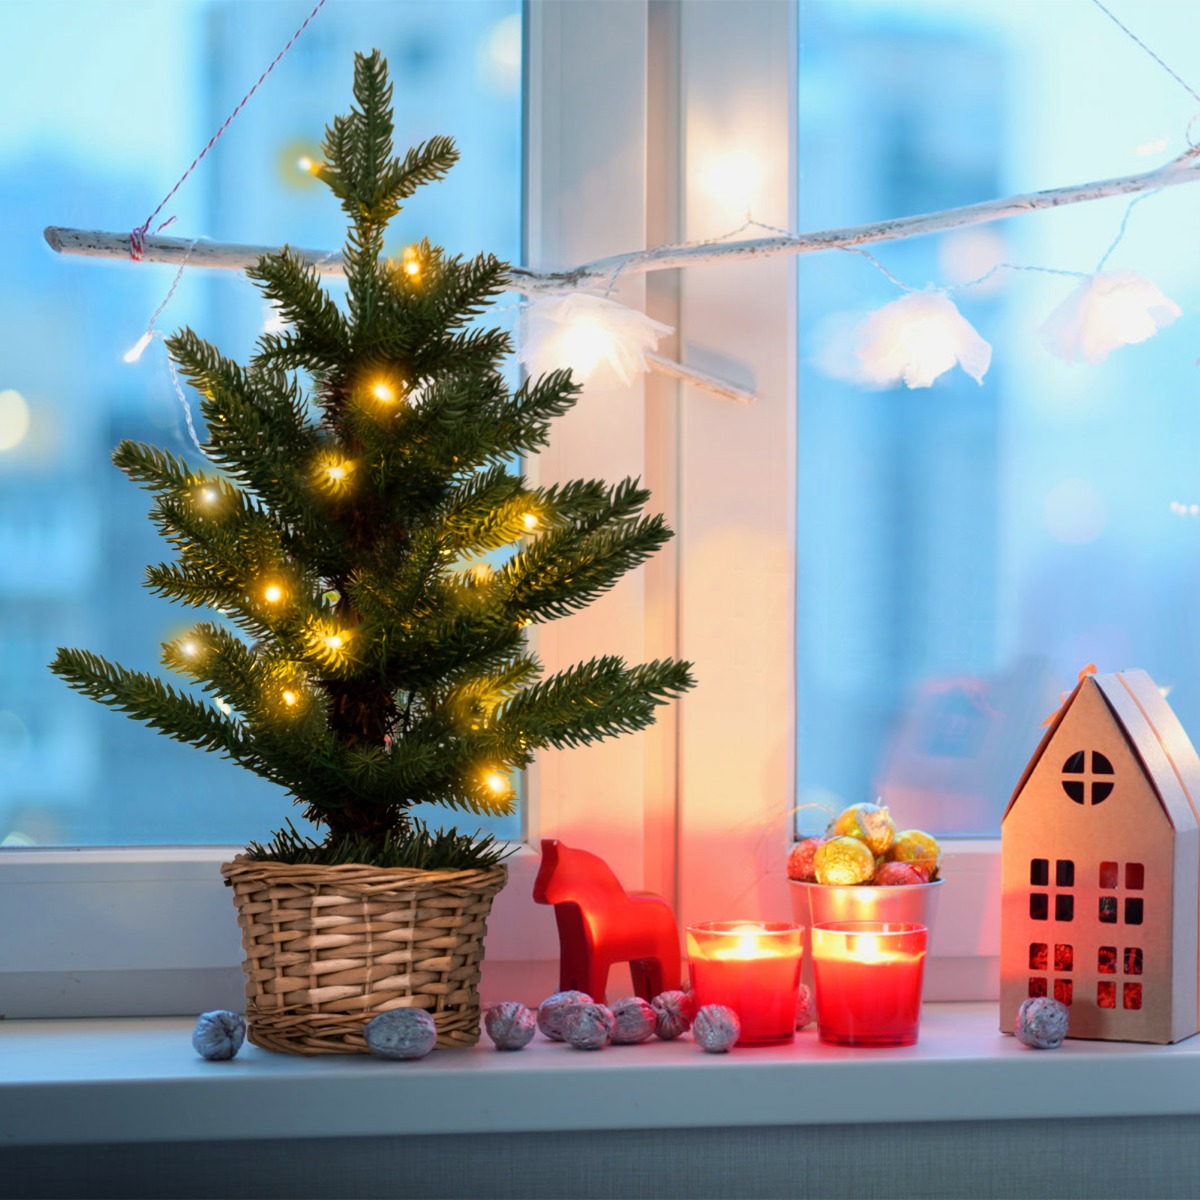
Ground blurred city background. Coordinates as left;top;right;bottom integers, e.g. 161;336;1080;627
3;0;1200;847
0;0;522;845
796;0;1200;835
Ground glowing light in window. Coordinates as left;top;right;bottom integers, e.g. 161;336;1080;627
0;390;31;451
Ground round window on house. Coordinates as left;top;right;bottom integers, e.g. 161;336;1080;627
1061;750;1114;805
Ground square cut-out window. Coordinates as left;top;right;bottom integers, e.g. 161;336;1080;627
1030;893;1049;921
1099;862;1119;889
1028;977;1047;998
1099;896;1118;924
1125;898;1144;926
1030;859;1050;886
1054;944;1073;972
1124;983;1143;1010
1053;979;1073;1006
1055;895;1074;922
1124;947;1143;975
1098;945;1117;974
1029;943;1048;971
1056;860;1075;887
1098;981;1117;1008
1125;863;1144;890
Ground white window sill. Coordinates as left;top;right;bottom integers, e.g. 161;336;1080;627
4;1003;1200;1148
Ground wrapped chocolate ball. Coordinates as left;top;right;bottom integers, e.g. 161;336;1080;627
873;861;926;887
795;983;816;1030
609;995;657;1044
484;1001;537;1051
1015;997;1069;1049
693;1004;741;1053
814;835;876;886
536;990;592;1041
364;1008;438;1060
192;1010;246;1061
785;837;825;883
830;802;896;857
651;989;696;1040
562;1002;615;1050
889;829;941;880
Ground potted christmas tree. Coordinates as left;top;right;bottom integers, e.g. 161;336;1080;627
50;50;693;1056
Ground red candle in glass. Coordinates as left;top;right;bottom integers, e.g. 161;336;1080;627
811;921;927;1047
686;921;803;1045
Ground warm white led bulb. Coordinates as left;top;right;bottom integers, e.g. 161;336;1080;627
484;772;507;794
264;585;283;603
282;690;298;707
371;381;396;403
522;512;538;531
323;634;344;650
326;464;347;482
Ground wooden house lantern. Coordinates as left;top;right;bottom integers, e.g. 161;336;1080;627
1000;668;1200;1044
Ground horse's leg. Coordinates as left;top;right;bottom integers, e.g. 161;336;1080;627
554;906;593;993
588;956;612;1006
629;957;663;1001
655;911;682;992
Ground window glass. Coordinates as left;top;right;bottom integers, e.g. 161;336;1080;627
0;0;522;846
796;0;1200;836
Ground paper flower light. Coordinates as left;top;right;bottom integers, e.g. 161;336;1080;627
1040;270;1181;365
852;292;992;388
520;293;672;386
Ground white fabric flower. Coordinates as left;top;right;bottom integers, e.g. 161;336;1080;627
852;292;992;388
1040;270;1181;365
520;293;673;386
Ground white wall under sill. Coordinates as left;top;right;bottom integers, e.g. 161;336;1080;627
5;1002;1200;1149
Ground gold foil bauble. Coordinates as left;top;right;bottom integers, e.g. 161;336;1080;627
831;803;896;857
889;829;941;879
814;835;876;885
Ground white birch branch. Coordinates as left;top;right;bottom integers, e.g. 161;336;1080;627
43;145;1200;292
645;353;756;405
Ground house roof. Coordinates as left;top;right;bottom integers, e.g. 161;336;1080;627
1002;668;1200;833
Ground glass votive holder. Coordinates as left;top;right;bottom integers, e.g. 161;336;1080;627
811;921;928;1047
685;921;803;1046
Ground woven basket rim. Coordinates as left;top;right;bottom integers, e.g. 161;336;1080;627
220;855;508;891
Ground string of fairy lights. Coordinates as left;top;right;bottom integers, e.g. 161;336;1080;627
52;0;1200;513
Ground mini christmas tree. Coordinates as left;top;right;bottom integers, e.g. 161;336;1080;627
51;50;694;870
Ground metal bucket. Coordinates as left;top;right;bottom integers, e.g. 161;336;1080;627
789;879;943;989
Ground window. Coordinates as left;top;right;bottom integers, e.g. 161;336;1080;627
794;0;1200;840
2;0;669;1016
27;0;1183;1017
0;0;523;849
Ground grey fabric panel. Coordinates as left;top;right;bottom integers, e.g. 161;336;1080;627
1;1116;1195;1200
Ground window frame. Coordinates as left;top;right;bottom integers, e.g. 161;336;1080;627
0;0;1001;1019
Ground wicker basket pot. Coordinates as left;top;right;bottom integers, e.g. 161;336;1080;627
221;857;508;1055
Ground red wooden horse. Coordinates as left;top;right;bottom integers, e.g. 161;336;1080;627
532;838;681;1004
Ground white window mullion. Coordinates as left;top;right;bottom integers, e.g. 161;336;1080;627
675;0;799;930
521;0;655;887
